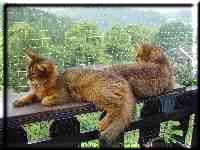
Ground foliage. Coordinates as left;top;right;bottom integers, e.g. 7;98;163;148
126;24;158;45
7;22;49;91
160;121;183;144
5;7;195;91
81;140;99;148
64;21;112;66
23;121;50;142
104;24;133;64
124;130;140;148
175;61;197;86
77;112;101;132
126;24;158;60
153;21;193;51
7;7;72;46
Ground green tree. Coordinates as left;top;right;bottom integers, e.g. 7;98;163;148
153;21;193;65
126;24;158;45
125;24;158;59
175;62;197;86
104;24;133;64
8;22;49;90
7;7;72;46
64;22;111;66
153;21;193;50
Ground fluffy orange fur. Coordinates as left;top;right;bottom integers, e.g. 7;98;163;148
13;49;134;145
63;68;134;144
104;42;176;97
13;42;175;145
13;49;73;107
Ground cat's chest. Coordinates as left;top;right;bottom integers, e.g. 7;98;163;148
28;80;51;97
29;80;41;88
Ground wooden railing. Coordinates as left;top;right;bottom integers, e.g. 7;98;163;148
0;85;198;148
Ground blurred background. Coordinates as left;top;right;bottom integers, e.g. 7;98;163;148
1;5;197;91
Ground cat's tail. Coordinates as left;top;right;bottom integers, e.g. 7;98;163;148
99;87;134;146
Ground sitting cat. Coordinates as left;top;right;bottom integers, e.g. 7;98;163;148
63;68;134;144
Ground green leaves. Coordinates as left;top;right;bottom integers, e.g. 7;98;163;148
175;62;197;86
153;21;193;50
64;21;108;66
5;7;196;91
104;24;133;64
7;22;50;91
160;121;183;144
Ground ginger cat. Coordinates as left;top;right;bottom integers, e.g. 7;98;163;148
13;49;134;145
104;42;176;98
13;49;73;107
63;68;134;144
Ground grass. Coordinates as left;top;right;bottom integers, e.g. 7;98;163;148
23;104;195;147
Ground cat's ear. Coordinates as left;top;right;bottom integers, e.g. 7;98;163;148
25;48;41;61
135;41;144;50
37;64;47;73
135;41;144;55
40;63;55;73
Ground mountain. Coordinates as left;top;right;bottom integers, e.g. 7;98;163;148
5;6;192;33
7;7;73;45
5;6;193;39
38;7;192;31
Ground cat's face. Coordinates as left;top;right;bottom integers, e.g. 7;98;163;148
135;42;166;64
26;49;56;80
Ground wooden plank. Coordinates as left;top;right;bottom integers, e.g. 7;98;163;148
0;92;96;125
0;86;197;124
6;92;95;118
4;85;187;118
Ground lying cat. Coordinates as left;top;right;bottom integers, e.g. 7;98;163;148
13;49;73;107
13;49;134;145
104;42;176;97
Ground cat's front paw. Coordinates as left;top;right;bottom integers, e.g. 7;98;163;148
41;99;57;106
13;99;26;107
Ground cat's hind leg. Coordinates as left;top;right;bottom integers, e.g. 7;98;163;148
97;109;117;132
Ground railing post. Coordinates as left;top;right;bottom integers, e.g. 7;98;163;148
138;98;160;147
49;116;80;147
7;122;28;146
